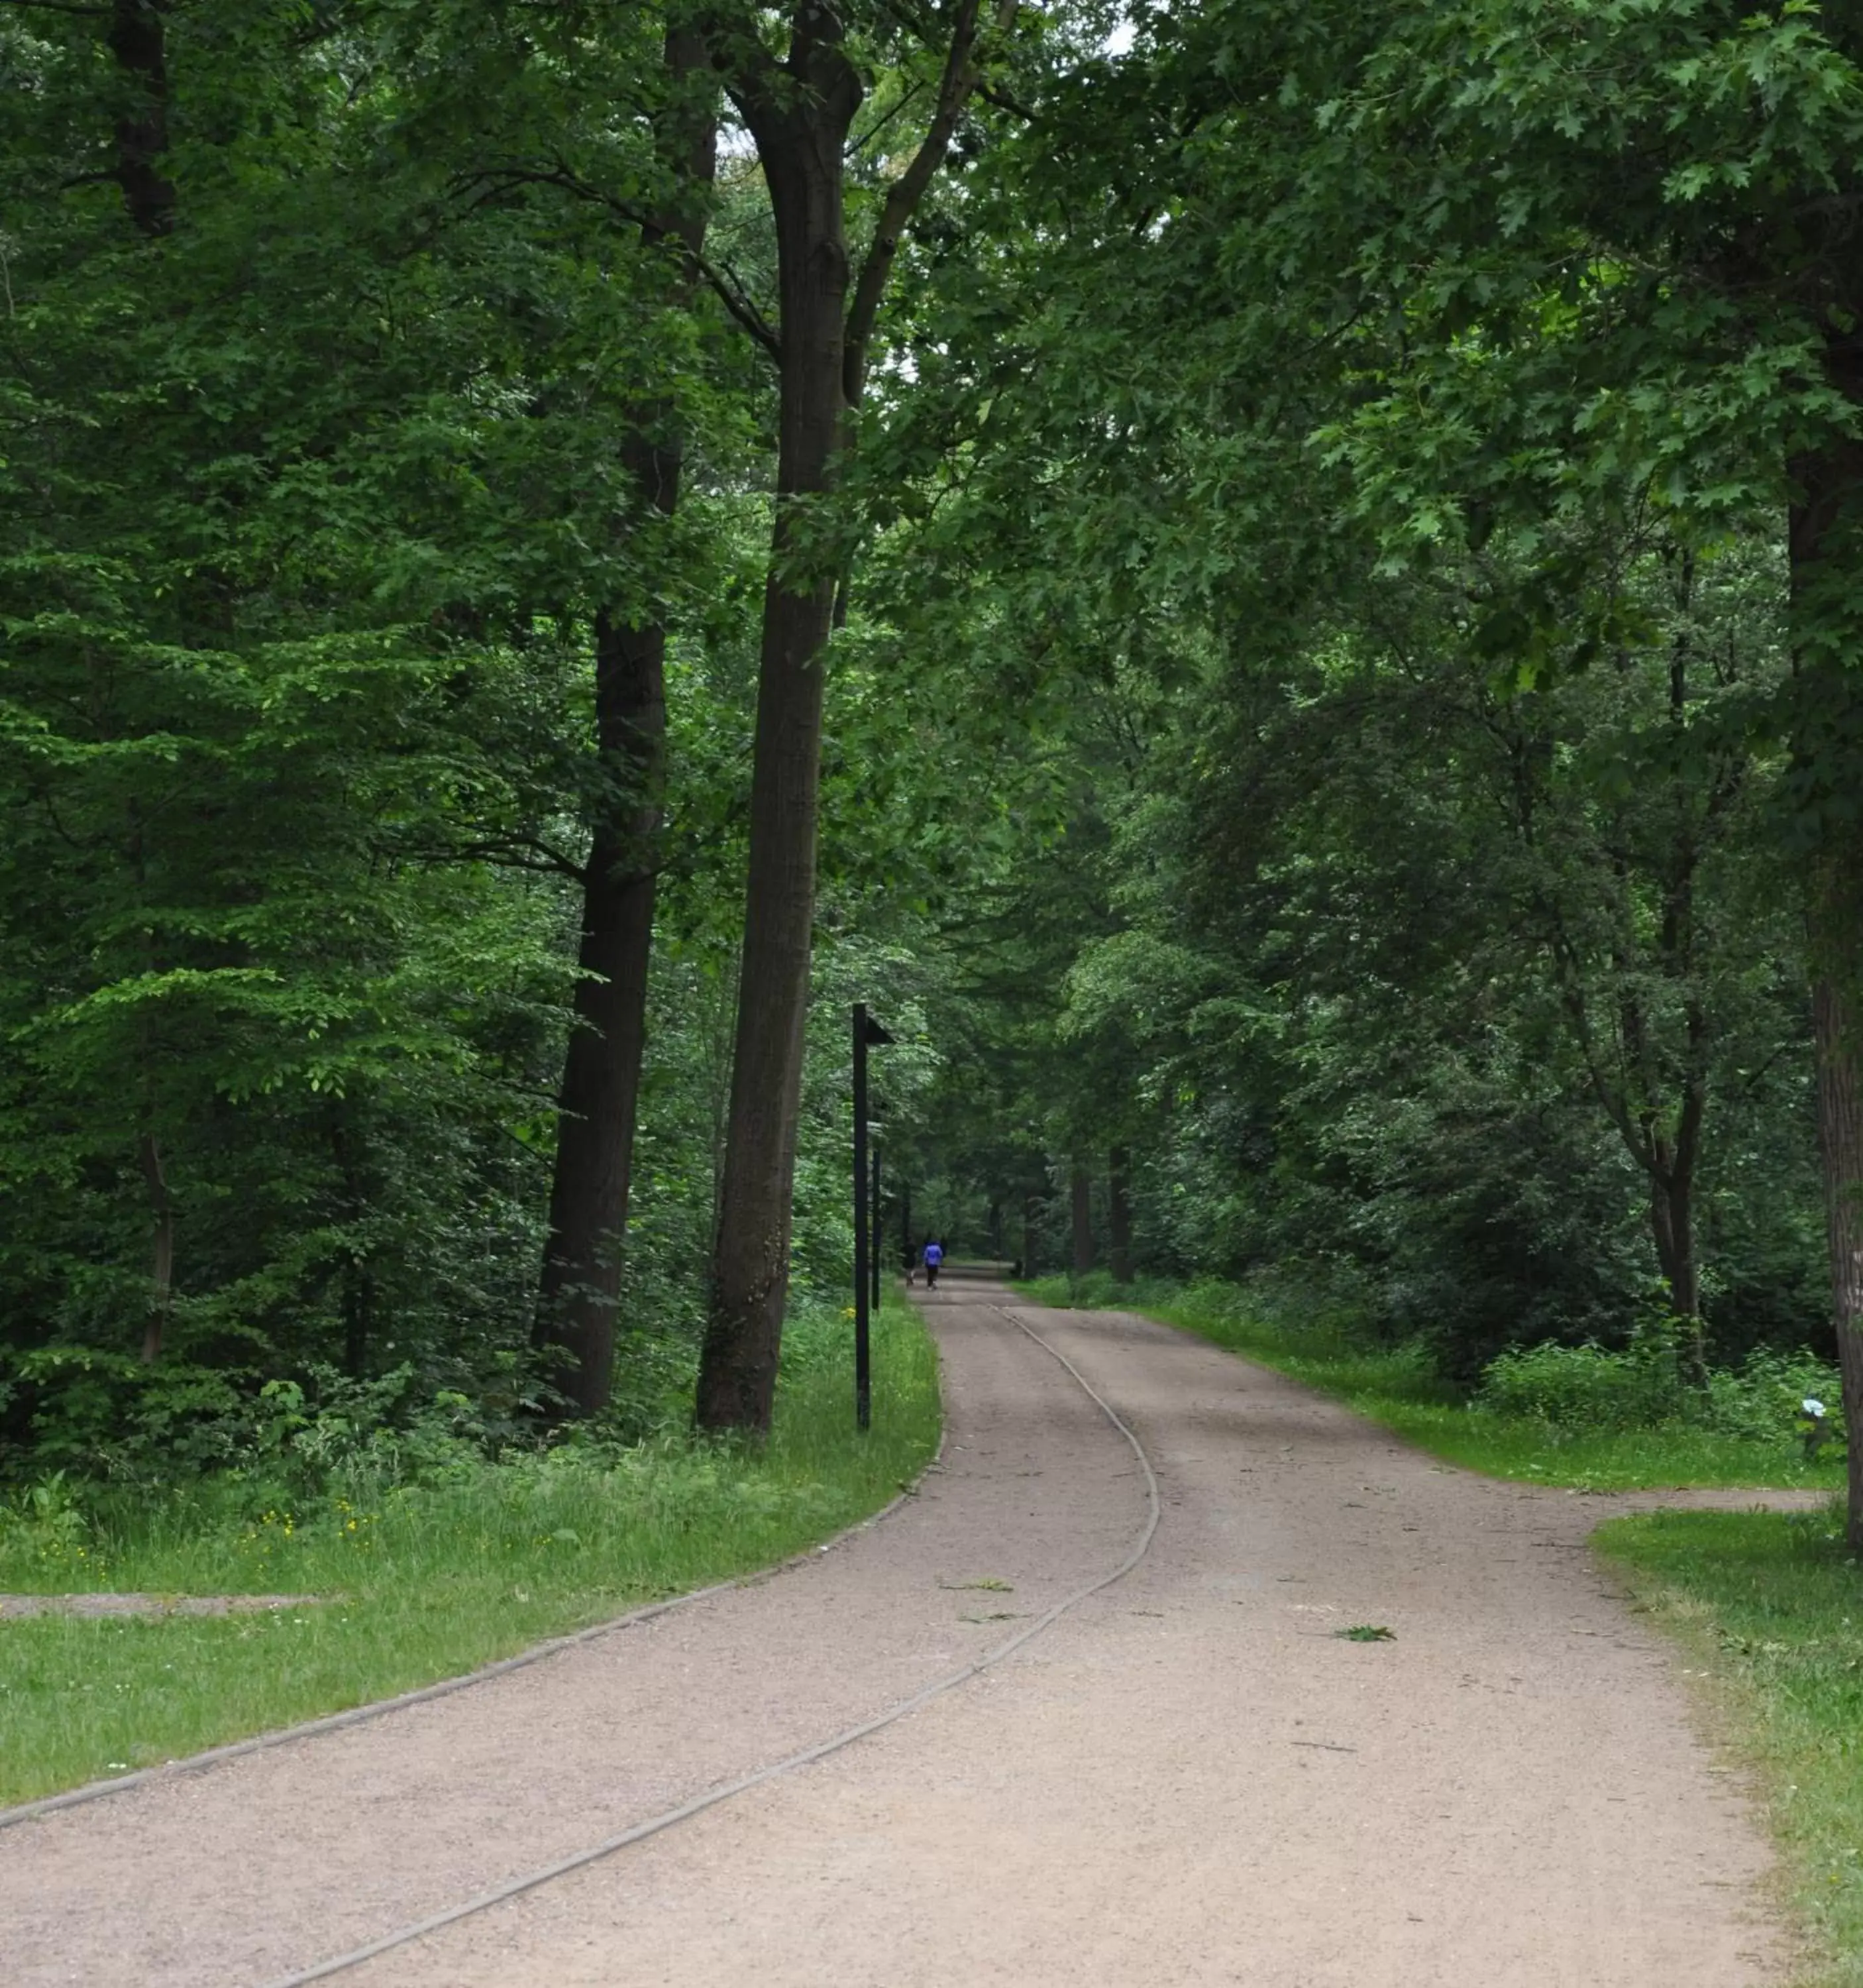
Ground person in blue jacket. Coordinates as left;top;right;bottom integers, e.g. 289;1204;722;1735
922;1237;944;1289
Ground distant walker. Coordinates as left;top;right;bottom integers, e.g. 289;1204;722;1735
922;1238;944;1289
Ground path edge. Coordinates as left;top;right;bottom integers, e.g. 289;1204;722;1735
257;1292;1159;1985
1015;1290;1833;1512
0;1390;948;1834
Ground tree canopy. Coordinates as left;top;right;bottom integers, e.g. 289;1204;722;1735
5;0;1863;1539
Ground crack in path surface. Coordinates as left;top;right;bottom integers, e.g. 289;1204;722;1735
0;1286;1805;1986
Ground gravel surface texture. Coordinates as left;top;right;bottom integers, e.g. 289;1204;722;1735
0;1594;328;1620
0;1284;1805;1987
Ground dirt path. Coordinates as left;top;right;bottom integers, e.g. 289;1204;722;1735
0;1287;1805;1987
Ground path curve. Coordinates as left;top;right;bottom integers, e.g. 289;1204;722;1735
261;1303;1161;1986
1;1286;1803;1987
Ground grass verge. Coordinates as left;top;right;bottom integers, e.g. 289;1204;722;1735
1016;1272;1841;1493
0;1296;939;1808
1596;1508;1863;1988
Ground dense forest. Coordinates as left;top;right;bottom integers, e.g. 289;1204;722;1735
5;0;1863;1539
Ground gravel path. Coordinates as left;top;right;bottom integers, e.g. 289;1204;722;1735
0;1286;1805;1987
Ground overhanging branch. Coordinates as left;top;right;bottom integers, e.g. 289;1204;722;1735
843;0;1018;405
464;164;781;364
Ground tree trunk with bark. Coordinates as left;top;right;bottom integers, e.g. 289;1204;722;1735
137;1133;172;1363
1648;1180;1698;1319
535;34;715;1418
114;0;177;1373
1813;972;1863;1545
1070;1165;1094;1281
331;1106;376;1378
1648;1160;1707;1387
109;0;175;237
696;27;860;1431
1536;604;1715;1386
534;610;671;1413
1790;398;1863;1547
1108;1146;1133;1284
698;0;1000;1430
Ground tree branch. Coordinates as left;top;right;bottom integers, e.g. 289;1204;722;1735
976;78;1036;123
1548;934;1656;1174
465;164;781;364
848;78;927;156
843;0;1017;405
427;834;589;883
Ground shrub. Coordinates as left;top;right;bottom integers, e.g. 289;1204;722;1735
1477;1338;1677;1431
1478;1336;1844;1447
1704;1349;1845;1445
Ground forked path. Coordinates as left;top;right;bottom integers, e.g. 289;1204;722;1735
1;1287;1799;1987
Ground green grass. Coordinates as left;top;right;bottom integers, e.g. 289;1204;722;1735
1018;1272;1842;1492
1596;1509;1863;1987
0;1298;939;1807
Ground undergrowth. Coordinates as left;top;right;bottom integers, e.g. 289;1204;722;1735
0;1296;939;1806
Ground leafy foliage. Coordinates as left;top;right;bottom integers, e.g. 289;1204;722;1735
3;0;1857;1531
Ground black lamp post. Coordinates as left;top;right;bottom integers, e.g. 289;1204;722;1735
853;1004;893;1430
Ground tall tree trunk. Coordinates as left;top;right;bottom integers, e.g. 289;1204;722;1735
137;1133;172;1363
1070;1165;1094;1280
534;611;669;1413
1108;1146;1133;1284
331;1106;374;1378
1651;612;1711;1387
1528;579;1722;1386
535;33;715;1419
696;46;860;1431
115;1;176;1372
342;1255;374;1382
109;0;175;237
697;0;1001;1429
1813;972;1863;1546
1648;1161;1706;1386
1791;408;1863;1546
